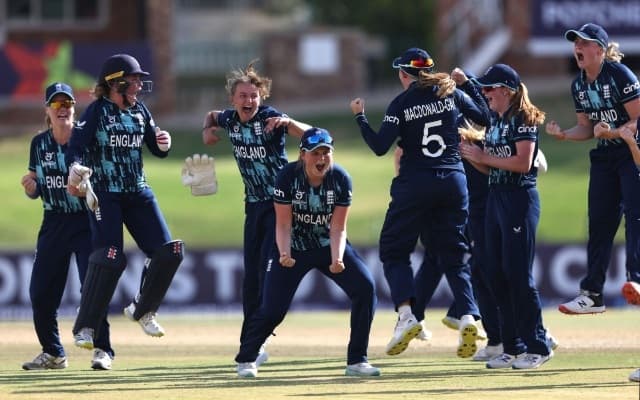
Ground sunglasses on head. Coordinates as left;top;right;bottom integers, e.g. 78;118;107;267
48;99;76;110
301;131;334;149
398;58;434;69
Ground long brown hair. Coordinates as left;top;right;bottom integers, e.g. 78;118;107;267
225;59;272;99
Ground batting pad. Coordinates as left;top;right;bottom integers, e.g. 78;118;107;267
133;240;184;319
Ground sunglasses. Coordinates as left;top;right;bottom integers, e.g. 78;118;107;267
301;131;334;150
48;100;76;110
398;58;434;69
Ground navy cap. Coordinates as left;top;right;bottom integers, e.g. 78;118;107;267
472;64;521;91
300;127;334;151
99;53;149;83
44;82;75;104
565;23;608;49
392;47;435;76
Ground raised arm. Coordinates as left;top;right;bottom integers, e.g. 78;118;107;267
202;110;222;146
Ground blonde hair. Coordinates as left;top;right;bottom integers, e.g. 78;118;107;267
226;59;272;99
506;82;546;126
605;41;624;63
416;71;456;98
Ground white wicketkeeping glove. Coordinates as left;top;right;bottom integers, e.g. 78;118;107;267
68;162;92;188
181;154;218;196
82;176;99;212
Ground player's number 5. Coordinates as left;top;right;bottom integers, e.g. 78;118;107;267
421;120;445;158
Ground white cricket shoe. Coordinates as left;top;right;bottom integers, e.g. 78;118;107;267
237;362;258;378
124;302;165;337
546;333;559;350
558;290;605;314
512;351;553;369
74;327;94;350
442;316;487;340
256;343;269;367
345;362;381;377
486;353;525;369
416;320;433;341
22;352;68;370
472;343;503;361
91;348;112;370
629;368;640;382
622;281;640;305
457;315;479;358
385;313;422;356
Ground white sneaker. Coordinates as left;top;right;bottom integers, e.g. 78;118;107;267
472;344;504;361
558;291;605;314
442;316;487;340
74;327;94;350
91;348;112;370
22;352;68;370
385;313;422;356
486;353;525;369
512;351;553;369
237;362;258;378
256;343;269;367
629;368;640;382
416;320;432;341
345;362;381;377
546;333;559;350
124;303;165;337
457;315;479;358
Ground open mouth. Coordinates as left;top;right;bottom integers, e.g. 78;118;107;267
576;51;584;62
315;163;326;173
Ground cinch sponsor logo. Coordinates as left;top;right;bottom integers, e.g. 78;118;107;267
273;188;285;197
383;115;400;125
623;81;640;95
517;125;537;133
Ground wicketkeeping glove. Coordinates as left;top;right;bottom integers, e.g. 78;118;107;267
68;162;92;188
181;154;218;196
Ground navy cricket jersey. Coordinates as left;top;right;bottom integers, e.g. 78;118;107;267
484;111;538;188
28;130;87;213
66;97;168;192
355;81;490;173
217;105;289;202
571;60;640;148
273;162;352;251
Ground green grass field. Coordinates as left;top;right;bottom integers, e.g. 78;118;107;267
0;309;638;400
0;93;625;250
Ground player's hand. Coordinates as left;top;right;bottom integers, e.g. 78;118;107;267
350;98;365;115
279;253;296;268
21;174;38;196
181;154;218;196
534;149;548;174
459;141;484;163
545;121;566;140
593;121;612;139
68;163;91;188
329;259;345;274
619;124;637;143
264;116;291;133
155;127;172;151
451;67;468;85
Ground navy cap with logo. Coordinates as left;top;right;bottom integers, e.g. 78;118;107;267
392;47;435;76
99;53;150;83
472;64;521;91
44;82;75;104
565;23;609;49
300;127;334;151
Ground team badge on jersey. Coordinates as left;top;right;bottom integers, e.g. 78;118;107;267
293;190;306;206
254;121;263;136
326;190;335;205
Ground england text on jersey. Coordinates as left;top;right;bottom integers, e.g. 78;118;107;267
294;212;332;225
234;145;267;160
109;134;144;148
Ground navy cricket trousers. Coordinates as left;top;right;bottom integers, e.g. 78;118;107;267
30;211;113;357
583;145;640;293
240;200;276;343
485;186;548;356
235;244;377;365
380;169;477;318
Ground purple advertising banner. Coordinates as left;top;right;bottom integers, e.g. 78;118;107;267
529;0;640;54
0;244;631;319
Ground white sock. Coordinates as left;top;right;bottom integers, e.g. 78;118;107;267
398;305;412;318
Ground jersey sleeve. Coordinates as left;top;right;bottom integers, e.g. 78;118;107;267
333;165;352;207
67;102;99;165
216;109;235;130
273;163;295;204
355;97;403;156
613;63;640;104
